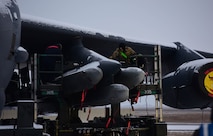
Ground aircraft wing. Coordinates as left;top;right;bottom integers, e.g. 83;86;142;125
20;15;176;61
20;15;176;76
20;15;213;109
196;50;213;58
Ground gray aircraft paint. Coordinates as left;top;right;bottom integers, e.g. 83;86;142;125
0;0;28;113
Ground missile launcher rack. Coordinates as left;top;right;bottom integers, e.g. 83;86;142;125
0;45;167;136
35;45;166;136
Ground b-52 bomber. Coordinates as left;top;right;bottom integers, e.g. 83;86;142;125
1;0;213;116
20;15;213;110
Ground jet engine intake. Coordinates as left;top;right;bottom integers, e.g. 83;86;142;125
163;58;213;109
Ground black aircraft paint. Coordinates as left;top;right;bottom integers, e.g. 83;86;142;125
1;1;213;111
162;43;213;109
20;19;213;109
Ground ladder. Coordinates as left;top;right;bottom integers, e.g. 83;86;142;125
154;45;163;122
36;53;64;96
136;45;163;122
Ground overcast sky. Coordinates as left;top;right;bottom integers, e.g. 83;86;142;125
17;0;213;53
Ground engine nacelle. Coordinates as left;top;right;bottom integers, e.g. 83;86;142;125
163;59;213;109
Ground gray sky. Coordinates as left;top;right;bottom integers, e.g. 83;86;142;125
17;0;213;53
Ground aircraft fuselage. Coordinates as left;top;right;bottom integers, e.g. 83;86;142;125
0;0;28;113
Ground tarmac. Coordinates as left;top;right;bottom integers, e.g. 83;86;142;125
79;105;211;136
0;102;211;136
